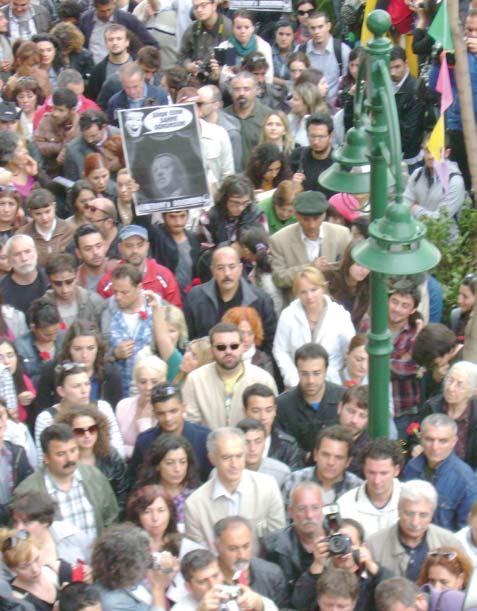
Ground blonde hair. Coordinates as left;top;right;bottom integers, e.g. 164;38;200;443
173;337;213;384
162;304;188;350
259;111;295;156
293;266;328;296
134;354;167;383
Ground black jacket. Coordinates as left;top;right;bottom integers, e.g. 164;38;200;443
79;9;158;50
248;557;289;609
36;360;124;412
395;73;425;159
68;49;95;84
129;420;212;483
420;394;477;469
96;449;128;515
269;426;305;471
185;277;277;353
149;223;201;286
0;441;33;525
261;525;313;592
85;56;110;102
276;383;344;452
291;564;393;611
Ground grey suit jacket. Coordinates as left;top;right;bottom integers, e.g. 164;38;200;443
184;470;286;549
2;4;52;36
270;221;351;299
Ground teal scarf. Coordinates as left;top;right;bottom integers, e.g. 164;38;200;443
229;33;257;57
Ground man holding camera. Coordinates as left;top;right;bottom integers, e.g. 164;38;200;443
174;549;278;611
179;0;232;80
214;516;289;608
290;514;392;611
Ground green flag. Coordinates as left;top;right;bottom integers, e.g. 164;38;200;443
428;0;454;51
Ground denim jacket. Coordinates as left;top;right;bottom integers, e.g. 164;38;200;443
402;452;477;531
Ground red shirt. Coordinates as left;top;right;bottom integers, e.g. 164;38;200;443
96;258;182;308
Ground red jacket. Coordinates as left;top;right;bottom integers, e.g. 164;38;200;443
96;258;182;308
33;95;100;130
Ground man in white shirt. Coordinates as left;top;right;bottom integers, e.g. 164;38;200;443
184;427;286;549
337;438;403;537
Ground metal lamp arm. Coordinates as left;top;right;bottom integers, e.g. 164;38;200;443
377;60;404;201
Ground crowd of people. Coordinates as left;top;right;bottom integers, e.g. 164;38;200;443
0;0;476;609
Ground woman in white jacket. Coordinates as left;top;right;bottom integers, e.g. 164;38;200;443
273;266;355;388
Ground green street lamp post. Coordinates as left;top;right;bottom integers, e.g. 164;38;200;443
320;10;441;438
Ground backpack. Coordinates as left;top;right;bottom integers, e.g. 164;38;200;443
298;38;344;75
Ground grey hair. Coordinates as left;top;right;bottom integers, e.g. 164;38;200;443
92;522;152;590
119;62;144;82
375;578;422;610
421;413;458;435
206;427;245;455
289;480;323;507
5;233;36;257
398;479;437;510
446;361;477;392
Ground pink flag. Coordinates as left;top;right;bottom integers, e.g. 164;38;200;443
434;159;450;194
436;53;453;113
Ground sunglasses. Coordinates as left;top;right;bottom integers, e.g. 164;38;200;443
2;530;30;552
213;343;240;351
73;424;98;436
428;551;457;560
84;203;109;216
51;277;76;287
297;9;311;15
151;384;179;402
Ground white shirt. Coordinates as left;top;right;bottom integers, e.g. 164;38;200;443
300;224;324;262
35;218;57;242
212;476;243;515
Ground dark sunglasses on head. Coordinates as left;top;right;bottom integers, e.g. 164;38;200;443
73;424;98;437
84;203;106;214
51;277;76;287
213;343;240;351
151;384;179;402
2;530;30;553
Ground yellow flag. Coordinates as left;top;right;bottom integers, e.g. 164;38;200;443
361;0;378;45
427;115;445;160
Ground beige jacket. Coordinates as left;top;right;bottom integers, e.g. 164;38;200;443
367;522;462;577
182;361;277;429
184;470;286;549
270;221;351;301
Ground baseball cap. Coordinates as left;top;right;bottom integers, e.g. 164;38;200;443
119;225;148;242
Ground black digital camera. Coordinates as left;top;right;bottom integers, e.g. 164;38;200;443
322;504;352;556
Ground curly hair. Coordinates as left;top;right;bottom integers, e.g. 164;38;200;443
214;174;255;214
137;435;199;491
127;484;178;535
246;143;289;190
12;75;45;105
57;320;108;380
103;135;125;167
54;403;111;458
222;306;265;347
92;522;152;590
13;42;41;71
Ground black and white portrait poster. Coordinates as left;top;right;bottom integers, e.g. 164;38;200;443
118;104;212;215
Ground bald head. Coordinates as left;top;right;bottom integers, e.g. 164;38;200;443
83;196;117;230
197;85;221;120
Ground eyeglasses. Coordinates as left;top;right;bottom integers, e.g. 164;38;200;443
51;277;76;287
428;551;457;561
73;424;98;437
2;530;30;552
297;9;312;15
54;361;87;374
213;343;240;351
193;1;212;9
